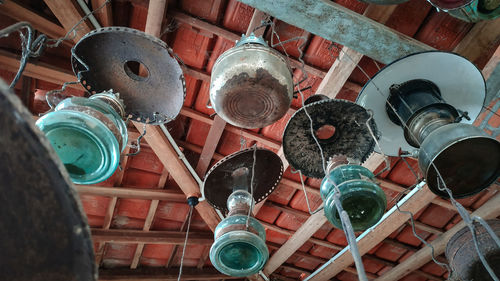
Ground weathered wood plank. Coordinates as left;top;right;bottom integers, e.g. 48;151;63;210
43;0;93;42
237;0;433;64
376;192;500;281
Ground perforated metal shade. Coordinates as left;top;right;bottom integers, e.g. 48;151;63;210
72;27;185;125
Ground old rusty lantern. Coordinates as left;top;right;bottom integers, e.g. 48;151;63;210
0;79;96;281
446;219;500;280
357;51;500;198
36;91;128;184
203;148;283;277
283;98;387;232
210;34;294;129
427;0;500;22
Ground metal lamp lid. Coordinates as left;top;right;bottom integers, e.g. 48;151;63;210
283;99;378;179
202;147;283;212
356;51;485;157
72;27;186;125
235;33;267;47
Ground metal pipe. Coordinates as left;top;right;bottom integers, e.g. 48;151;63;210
304;182;425;281
76;0;102;29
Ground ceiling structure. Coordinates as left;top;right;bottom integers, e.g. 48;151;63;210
0;0;499;280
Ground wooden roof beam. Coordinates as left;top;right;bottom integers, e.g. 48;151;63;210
305;185;437;280
376;192;500;280
43;0;93;42
99;267;241;280
91;229;213;245
237;0;433;64
0;0;68;42
90;0;113;27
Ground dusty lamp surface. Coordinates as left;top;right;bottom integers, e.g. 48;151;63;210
210;33;293;129
320;160;387;232
36;92;127;184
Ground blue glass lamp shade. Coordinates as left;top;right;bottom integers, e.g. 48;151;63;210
320;164;387;232
210;191;269;277
36;93;127;184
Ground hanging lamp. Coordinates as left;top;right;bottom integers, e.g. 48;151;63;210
203;147;283;277
210;33;294;129
36;91;127;184
283;97;387;231
427;0;500;22
357;51;500;198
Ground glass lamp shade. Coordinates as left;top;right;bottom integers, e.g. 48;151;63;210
433;0;500;22
36;96;127;184
210;215;268;277
320;164;387;232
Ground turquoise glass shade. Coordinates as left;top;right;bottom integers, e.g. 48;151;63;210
36;96;127;184
210;215;268;277
320;164;387;232
448;0;500;22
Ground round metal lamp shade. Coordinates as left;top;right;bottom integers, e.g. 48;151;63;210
210;36;293;129
36;97;127;184
210;216;268;277
72;27;185;125
419;123;500;198
446;219;500;281
283;99;378;179
357;51;485;157
321;165;387;232
0;80;96;281
202;147;283;212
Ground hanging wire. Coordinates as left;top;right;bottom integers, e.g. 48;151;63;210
289;168;324;215
245;144;258;229
177;204;194;281
126;123;147;156
0;22;47;89
331;44;500;279
265;21;369;281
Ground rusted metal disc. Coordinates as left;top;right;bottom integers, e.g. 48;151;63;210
283;99;378;179
203;147;284;212
72;27;185;125
0;80;96;281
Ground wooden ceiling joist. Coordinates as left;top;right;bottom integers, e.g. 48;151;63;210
43;0;93;42
0;0;67;40
91;229;213;245
237;0;433;64
90;0;113;27
98;267;240;280
306;185;437;280
376;192;500;281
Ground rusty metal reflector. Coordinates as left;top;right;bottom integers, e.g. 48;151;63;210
202;147;283;212
72;27;185;125
283;99;378;179
0;80;96;281
210;34;293;129
446;219;500;280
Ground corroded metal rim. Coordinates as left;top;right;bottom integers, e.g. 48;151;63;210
202;147;284;211
72;26;186;125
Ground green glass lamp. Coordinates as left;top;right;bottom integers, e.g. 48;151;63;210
320;156;387;232
210;190;269;277
36;91;127;184
203;148;283;277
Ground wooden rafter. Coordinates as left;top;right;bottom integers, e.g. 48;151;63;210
91;229;213;244
90;0;113;26
99;267;240;280
43;0;93;42
376;192;500;281
0;0;67;41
